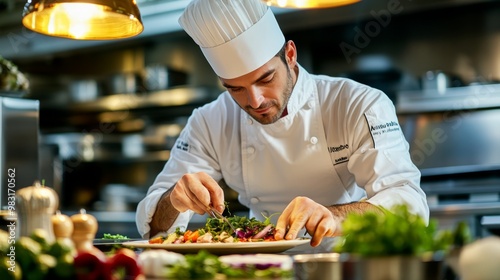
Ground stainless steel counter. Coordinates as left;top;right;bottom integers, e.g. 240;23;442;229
429;202;500;216
429;202;500;238
397;83;500;113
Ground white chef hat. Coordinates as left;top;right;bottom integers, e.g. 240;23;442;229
178;0;285;79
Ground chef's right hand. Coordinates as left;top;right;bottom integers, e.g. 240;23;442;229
169;172;225;215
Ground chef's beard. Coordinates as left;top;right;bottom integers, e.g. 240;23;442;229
245;67;294;125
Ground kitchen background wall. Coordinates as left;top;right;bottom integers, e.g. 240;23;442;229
2;1;499;103
1;0;499;238
294;2;500;85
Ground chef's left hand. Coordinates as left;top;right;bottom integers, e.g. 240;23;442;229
274;196;339;247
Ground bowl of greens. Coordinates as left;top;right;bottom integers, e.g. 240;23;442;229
294;204;469;280
334;204;471;280
94;233;139;252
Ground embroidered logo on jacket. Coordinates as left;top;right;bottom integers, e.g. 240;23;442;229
175;140;189;151
328;144;349;153
334;156;348;164
329;144;349;165
370;121;400;136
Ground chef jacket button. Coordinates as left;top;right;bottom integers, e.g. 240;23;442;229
247;146;255;154
310;137;318;144
247;118;253;125
250;197;259;204
307;100;314;109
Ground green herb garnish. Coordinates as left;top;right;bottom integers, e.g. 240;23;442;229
334;204;466;256
102;233;129;240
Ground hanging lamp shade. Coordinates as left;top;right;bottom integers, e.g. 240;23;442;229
262;0;360;9
21;0;144;40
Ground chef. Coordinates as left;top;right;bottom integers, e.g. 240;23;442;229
136;0;429;249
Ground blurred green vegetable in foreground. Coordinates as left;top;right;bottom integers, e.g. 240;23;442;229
334;204;472;257
0;229;75;280
166;250;293;279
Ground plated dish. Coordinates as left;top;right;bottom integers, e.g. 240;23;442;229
122;238;310;254
137;213;310;254
148;214;280;245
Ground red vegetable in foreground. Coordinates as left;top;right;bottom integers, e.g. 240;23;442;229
74;251;109;280
107;248;144;280
74;248;144;280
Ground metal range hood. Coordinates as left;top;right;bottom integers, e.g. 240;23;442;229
0;0;494;60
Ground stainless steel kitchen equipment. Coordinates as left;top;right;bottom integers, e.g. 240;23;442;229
293;253;346;280
143;65;188;91
421;70;464;94
39;132;168;238
69;79;101;102
397;83;500;237
481;215;500;236
0;96;40;209
108;72;141;95
346;254;444;280
37;86;226;238
293;253;444;280
40;131;170;210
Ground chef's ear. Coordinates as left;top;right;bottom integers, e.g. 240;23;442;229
285;40;298;67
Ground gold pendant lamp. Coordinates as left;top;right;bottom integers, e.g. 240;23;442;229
262;0;360;9
21;0;144;40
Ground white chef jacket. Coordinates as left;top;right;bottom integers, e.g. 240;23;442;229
136;65;429;239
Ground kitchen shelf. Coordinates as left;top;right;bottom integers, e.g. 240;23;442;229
429;202;500;216
38;86;220;131
73;150;171;163
41;86;220;112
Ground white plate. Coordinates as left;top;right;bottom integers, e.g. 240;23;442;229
122;239;310;255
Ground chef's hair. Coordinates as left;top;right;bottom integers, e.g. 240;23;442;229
276;42;287;65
